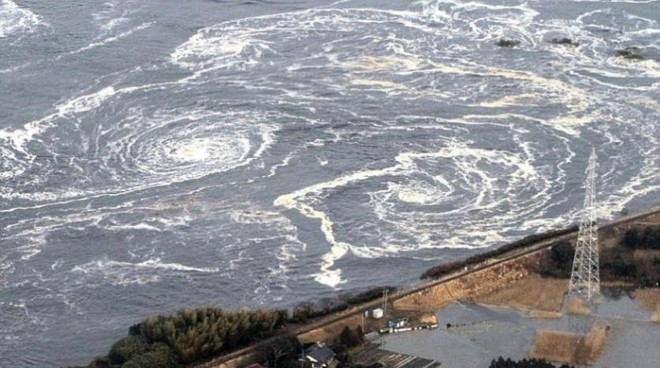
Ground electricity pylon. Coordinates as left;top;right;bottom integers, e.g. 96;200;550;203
569;148;600;302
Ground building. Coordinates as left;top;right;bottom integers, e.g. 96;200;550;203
372;308;384;319
301;342;336;368
388;318;408;329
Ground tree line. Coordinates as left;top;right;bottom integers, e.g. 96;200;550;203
85;286;393;368
537;226;659;287
602;227;660;287
621;227;660;250
87;307;289;368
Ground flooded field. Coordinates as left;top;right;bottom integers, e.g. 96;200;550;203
382;289;660;368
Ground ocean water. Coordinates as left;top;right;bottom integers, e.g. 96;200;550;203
0;0;658;366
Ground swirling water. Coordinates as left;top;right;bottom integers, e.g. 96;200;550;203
0;0;658;366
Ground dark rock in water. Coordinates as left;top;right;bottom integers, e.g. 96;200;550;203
616;47;644;60
496;39;521;48
551;37;579;46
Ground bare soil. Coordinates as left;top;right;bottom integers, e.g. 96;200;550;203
529;330;581;363
567;296;592;316
581;322;610;364
420;313;437;324
633;288;660;323
529;322;610;365
472;274;567;315
393;253;540;311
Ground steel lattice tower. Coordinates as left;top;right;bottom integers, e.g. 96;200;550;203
569;148;600;302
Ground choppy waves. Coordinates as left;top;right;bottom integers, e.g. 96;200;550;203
0;0;659;365
0;0;46;39
168;0;660;285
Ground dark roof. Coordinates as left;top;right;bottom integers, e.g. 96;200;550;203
304;344;335;363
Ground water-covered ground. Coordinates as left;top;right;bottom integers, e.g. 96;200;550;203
1;0;658;366
382;291;660;368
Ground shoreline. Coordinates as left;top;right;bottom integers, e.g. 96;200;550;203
192;205;660;368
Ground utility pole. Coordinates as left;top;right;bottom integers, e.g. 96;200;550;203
569;148;600;302
382;289;389;315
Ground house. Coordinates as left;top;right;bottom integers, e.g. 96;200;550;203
371;308;384;319
301;342;336;368
387;318;408;329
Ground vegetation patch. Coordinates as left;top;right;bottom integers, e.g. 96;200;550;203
289;286;396;323
87;307;289;368
529;323;610;365
473;274;568;314
261;334;301;368
615;47;644;60
550;38;579;46
538;241;574;278
620;227;660;250
496;39;521;48
535;226;660;288
86;284;395;367
600;227;660;287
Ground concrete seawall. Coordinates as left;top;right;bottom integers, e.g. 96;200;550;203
196;206;660;368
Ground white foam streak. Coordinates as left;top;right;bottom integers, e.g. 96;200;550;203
71;258;218;286
59;22;153;58
0;0;46;38
274;140;548;287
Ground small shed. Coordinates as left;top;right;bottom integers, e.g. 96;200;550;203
372;308;384;319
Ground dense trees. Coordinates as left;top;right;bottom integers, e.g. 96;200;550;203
489;357;574;368
89;307;289;368
290;299;348;324
88;284;392;368
621;227;660;250
333;326;365;368
538;241;575;278
261;334;301;368
597;227;660;287
289;287;396;323
535;226;659;287
339;326;363;348
108;336;148;365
